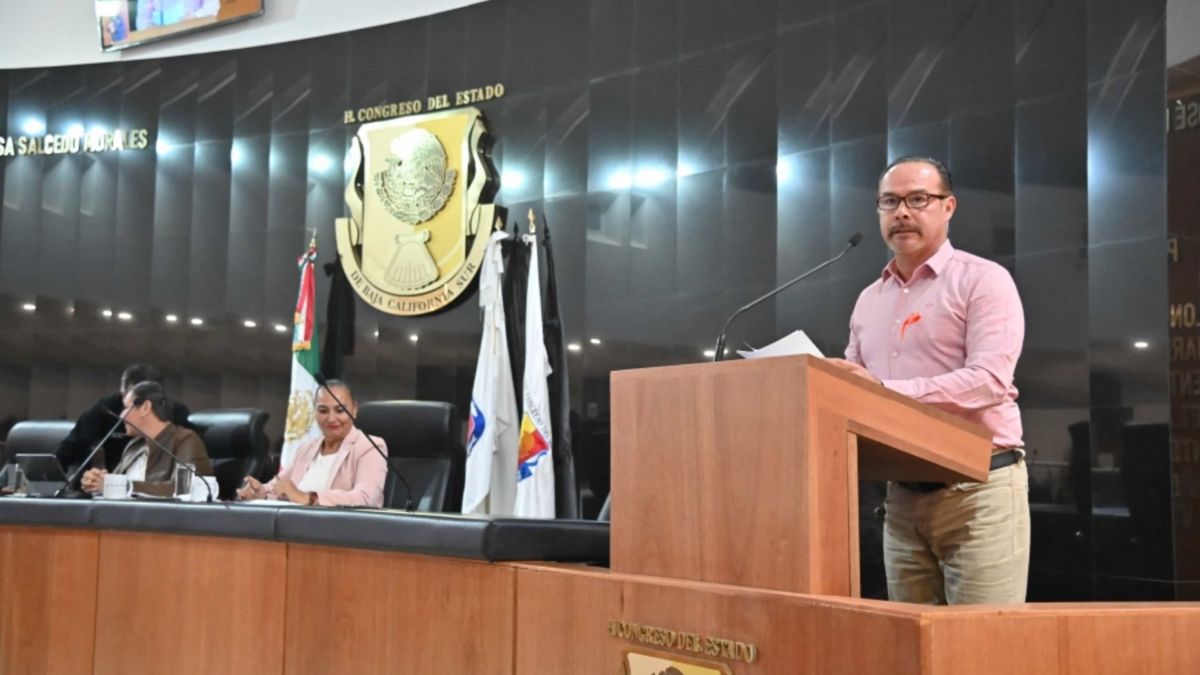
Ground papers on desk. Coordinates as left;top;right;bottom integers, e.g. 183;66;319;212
736;330;825;360
235;498;305;507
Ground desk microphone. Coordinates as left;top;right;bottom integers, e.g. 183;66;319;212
55;409;129;498
116;412;215;503
712;233;862;362
315;373;414;512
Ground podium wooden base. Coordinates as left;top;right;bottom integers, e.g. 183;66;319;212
515;563;1200;675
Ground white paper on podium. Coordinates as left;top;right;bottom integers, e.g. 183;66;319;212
736;329;825;360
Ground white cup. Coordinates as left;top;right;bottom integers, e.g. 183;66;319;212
102;474;130;500
190;476;219;502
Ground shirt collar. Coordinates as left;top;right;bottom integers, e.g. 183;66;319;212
881;239;955;283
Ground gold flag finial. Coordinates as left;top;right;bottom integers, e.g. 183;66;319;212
527;208;537;234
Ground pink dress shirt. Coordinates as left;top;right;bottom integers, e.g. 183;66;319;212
844;240;1024;448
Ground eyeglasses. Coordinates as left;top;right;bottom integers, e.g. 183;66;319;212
875;193;950;211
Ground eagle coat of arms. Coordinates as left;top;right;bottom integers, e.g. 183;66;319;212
335;107;501;316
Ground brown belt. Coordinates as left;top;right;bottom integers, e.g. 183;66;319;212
896;449;1022;493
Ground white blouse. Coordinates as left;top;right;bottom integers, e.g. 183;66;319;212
295;450;340;494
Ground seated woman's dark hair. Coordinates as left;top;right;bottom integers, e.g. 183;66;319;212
321;378;355;403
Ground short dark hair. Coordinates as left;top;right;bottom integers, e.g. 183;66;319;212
121;364;163;392
320;378;355;404
879;156;954;194
128;380;171;422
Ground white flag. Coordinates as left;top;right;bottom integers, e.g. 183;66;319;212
462;232;520;515
515;233;555;518
281;240;321;469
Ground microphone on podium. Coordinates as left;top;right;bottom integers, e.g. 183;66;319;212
314;373;414;512
712;233;863;362
55;408;129;498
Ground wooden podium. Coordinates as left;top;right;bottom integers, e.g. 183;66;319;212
610;355;993;597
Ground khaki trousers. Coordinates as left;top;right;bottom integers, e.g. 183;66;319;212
883;461;1030;605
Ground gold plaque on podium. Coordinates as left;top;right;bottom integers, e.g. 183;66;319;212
623;650;731;675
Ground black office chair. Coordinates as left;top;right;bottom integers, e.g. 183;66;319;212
355;401;463;512
4;420;75;466
597;493;611;522
188;409;270;500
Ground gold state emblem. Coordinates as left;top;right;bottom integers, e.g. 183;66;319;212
335;107;502;315
284;390;315;442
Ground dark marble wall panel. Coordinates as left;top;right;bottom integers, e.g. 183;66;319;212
829;134;889;280
778;19;833;156
677;49;728;176
678;0;726;57
948;109;1017;261
1087;71;1167;246
886;0;953;131
725;39;777;166
1016;0;1086;101
776;149;831;277
948;0;1016;118
589;0;636;80
494;90;546;205
675;169;725;297
544;84;589;198
886;122;950;171
1015;90;1087;255
779;0;830;30
830;3;886;144
634;0;679;68
726;163;777;272
1087;0;1164;85
535;0;589;89
427;9;470;97
0;0;1176;600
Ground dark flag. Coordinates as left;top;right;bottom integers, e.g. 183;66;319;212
320;261;356;379
540;213;579;518
501;222;528;407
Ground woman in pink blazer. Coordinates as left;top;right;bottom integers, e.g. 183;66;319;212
236;380;387;507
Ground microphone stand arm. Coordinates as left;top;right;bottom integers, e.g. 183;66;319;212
713;243;857;362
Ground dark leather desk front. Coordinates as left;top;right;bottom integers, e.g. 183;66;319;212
0;497;609;563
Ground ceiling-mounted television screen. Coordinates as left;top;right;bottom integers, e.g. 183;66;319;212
97;0;265;52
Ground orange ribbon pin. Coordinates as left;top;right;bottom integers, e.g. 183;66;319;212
899;312;922;339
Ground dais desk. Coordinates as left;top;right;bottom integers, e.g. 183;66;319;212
2;499;1198;675
0;498;605;674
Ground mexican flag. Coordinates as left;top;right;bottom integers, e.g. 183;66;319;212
282;239;321;468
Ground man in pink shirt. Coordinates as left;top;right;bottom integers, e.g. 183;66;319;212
827;157;1029;605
